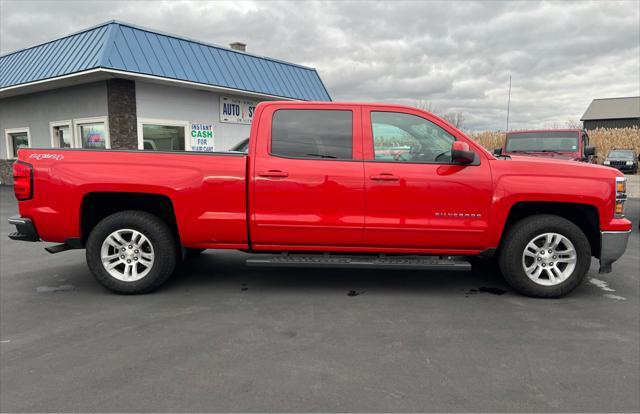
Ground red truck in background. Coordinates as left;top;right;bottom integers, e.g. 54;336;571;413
9;102;631;298
493;129;596;162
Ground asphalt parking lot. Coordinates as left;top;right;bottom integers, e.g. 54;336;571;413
0;186;638;413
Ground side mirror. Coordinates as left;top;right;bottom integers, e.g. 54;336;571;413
493;147;503;156
584;146;596;156
451;141;475;164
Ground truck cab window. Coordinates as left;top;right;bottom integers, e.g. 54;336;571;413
371;112;455;163
271;109;353;160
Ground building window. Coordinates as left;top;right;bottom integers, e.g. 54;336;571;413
74;117;109;149
137;119;189;151
271;109;353;160
4;128;31;159
50;121;73;148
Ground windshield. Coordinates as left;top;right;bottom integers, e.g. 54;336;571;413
607;150;634;159
505;132;579;152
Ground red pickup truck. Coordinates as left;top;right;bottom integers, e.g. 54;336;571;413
9;102;631;298
493;129;596;162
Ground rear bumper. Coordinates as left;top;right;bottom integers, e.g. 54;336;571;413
599;230;631;273
8;216;39;242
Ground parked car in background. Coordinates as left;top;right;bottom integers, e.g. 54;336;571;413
604;149;638;174
229;137;249;153
494;129;596;162
8;102;631;298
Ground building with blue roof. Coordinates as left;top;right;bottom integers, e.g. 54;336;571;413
0;20;331;174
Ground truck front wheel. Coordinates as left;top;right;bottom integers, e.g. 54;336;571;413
86;211;177;294
498;214;591;298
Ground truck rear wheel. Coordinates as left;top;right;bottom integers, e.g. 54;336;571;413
86;210;177;294
498;214;591;298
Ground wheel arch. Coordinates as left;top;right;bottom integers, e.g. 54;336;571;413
499;202;600;257
80;192;180;246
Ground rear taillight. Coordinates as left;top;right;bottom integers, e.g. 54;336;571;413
13;161;33;201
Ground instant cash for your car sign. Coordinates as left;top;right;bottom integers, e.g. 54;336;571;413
220;96;257;124
190;124;214;152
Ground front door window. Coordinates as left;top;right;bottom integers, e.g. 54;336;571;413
371;112;455;163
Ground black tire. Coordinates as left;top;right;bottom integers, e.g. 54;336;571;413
86;210;178;294
498;214;591;298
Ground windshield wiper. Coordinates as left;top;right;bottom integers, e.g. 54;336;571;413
538;150;565;155
306;153;337;159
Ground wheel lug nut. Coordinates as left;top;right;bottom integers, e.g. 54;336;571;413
128;245;132;249
553;255;557;259
127;259;131;263
549;262;554;266
537;257;541;261
121;247;125;252
542;263;546;267
134;249;139;253
120;255;125;259
134;257;138;261
548;249;552;253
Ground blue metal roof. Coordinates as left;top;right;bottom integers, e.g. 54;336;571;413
0;21;331;101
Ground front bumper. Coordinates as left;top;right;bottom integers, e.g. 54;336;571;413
8;216;39;242
599;230;631;273
606;163;636;172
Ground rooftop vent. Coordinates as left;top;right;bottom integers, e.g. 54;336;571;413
229;42;246;52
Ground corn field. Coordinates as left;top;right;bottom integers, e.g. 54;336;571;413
469;127;640;163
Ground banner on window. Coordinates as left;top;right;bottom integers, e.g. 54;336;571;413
220;96;257;124
190;123;214;152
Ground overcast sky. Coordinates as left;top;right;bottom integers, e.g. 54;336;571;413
1;0;638;130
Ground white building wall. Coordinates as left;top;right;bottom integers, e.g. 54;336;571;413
135;81;267;151
0;82;108;158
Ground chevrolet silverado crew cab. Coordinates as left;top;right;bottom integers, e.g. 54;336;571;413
493;129;596;162
9;102;632;298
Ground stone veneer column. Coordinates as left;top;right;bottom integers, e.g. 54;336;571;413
107;79;138;149
0;159;15;185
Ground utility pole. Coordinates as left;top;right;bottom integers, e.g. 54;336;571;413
506;75;512;131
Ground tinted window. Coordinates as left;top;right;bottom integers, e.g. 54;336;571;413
271;110;353;159
608;150;635;159
371;112;455;163
505;132;579;152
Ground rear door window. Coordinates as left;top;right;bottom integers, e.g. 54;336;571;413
271;109;353;160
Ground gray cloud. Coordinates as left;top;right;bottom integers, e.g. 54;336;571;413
1;0;638;130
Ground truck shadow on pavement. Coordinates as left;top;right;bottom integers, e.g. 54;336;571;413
163;251;514;297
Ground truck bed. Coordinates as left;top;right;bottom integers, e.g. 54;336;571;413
17;149;249;248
